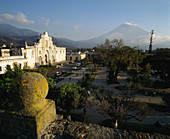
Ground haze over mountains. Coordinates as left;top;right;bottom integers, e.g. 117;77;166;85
0;23;169;49
77;23;150;49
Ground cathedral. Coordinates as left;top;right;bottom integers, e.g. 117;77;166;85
0;32;66;74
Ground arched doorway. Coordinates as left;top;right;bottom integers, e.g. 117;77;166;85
45;50;49;63
45;54;48;63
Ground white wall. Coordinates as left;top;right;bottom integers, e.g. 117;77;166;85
25;48;36;68
56;47;66;62
0;56;27;74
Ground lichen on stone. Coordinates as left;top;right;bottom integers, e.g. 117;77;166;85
10;72;49;114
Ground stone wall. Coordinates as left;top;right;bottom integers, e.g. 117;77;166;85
40;115;170;139
0;113;170;138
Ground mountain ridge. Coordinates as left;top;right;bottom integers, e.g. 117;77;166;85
0;24;38;36
0;23;169;49
0;24;77;48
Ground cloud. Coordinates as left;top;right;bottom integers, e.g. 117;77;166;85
124;22;136;26
0;12;34;25
153;35;170;43
143;34;170;44
39;17;50;26
72;24;82;30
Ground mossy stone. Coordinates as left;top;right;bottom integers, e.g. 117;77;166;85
11;72;48;112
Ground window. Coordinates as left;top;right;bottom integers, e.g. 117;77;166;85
76;57;78;61
45;54;48;63
39;51;41;54
24;53;26;58
13;62;18;69
0;66;2;71
24;62;28;68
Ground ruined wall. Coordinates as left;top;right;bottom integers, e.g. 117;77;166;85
41;117;170;139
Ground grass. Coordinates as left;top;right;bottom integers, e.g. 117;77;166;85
86;67;101;72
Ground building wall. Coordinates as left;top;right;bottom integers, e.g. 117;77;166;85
0;32;66;74
32;32;66;66
0;56;27;74
80;53;86;60
66;52;86;62
56;47;66;62
22;47;35;68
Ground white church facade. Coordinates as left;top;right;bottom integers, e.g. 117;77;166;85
0;32;66;74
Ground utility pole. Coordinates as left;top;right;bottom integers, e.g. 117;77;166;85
149;30;154;54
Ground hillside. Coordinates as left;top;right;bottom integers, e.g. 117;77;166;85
0;24;38;36
0;24;77;49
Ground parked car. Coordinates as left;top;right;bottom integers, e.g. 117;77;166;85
56;72;61;76
76;63;81;67
72;66;77;69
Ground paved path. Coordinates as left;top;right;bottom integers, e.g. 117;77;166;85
56;68;87;87
92;67;121;95
92;67;164;105
56;66;164;104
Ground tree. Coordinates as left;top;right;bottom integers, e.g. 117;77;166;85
38;67;48;77
127;62;152;90
0;64;24;109
46;77;55;89
162;94;170;108
107;95;150;122
51;83;87;113
4;64;24;79
151;57;170;82
94;90;151;124
97;39;146;83
0;77;13;109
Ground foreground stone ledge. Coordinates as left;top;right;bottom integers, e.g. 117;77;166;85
1;115;170;138
0;99;56;138
41;118;170;139
0;72;57;138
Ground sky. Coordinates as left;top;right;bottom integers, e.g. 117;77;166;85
0;0;169;41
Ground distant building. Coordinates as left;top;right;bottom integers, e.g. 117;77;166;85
0;32;66;74
66;51;86;62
